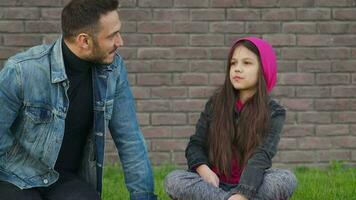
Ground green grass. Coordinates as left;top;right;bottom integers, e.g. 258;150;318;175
102;162;356;200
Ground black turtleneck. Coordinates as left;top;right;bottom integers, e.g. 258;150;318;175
54;40;94;174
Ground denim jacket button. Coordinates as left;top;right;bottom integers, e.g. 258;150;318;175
43;179;48;184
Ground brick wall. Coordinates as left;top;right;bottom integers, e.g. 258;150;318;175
1;0;356;168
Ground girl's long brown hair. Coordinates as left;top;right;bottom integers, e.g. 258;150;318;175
207;40;270;177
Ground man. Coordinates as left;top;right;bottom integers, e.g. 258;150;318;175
0;0;157;199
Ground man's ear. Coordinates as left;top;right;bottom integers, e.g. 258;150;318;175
76;33;91;49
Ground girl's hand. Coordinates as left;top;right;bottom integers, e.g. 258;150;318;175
196;164;220;187
228;194;248;200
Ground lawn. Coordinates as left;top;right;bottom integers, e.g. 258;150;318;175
102;162;356;200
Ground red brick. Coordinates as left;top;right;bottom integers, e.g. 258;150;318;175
332;86;356;97
151;87;187;98
209;47;230;59
281;48;316;60
173;48;208;59
315;99;350;111
278;73;314;85
278;138;297;150
149;152;171;165
25;21;61;33
118;0;137;8
296;86;330;97
21;0;61;6
189;87;217;98
175;0;209;7
317;22;349;34
138;0;173;7
190;34;224;46
131;87;150;99
189;113;201;124
333;35;356;46
151;139;188;151
119;9;152;21
349;100;356;111
316;125;350;136
41;8;62;19
137;113;150;125
352;151;356;161
3;7;40;19
227;9;260;20
3;34;41;46
271;86;296;97
173;100;206;112
297;61;331;72
280;151;315;163
151;60;189;72
298;137;333;149
117;47;137;59
282;22;316;33
281;98;314;111
128;74;136;85
153;9;189;21
317;150;351;162
210;22;244;33
262;9;296;21
0;21;24;33
316;73;350;85
119;22;136;33
285;111;297;124
297;8;331;20
333;9;356;20
332;136;356;148
298;112;331;124
172;126;195;138
173;73;208;85
152;113;187;125
280;0;314;7
297;35;333;46
262;34;296;46
174;22;209;33
247;0;279;7
137;74;171;86
315;0;354;7
276;61;297;72
125;60;151;72
316;48;350;59
0;47;21;59
246;22;280;33
152;35;188;46
211;0;243;7
172;152;187;165
190;61;225;72
137;22;172;33
333;112;356;123
209;73;225;86
141;126;171;138
191;9;225;21
122;34;151;46
0;0;16;5
137;48;172;59
332;61;356;72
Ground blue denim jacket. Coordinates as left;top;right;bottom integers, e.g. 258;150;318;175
0;37;156;200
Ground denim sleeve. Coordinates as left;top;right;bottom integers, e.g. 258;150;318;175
186;99;212;170
230;110;286;199
108;59;156;200
0;61;22;157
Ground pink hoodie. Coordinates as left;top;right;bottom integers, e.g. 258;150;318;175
233;37;277;93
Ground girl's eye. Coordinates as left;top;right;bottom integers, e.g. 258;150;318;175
244;61;251;65
230;61;236;65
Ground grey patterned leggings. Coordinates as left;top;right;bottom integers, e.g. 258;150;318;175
164;168;297;200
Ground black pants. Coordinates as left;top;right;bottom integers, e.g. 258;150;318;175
0;172;101;200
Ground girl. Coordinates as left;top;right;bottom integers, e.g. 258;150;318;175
164;37;297;200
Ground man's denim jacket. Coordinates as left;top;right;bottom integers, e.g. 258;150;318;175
0;37;156;200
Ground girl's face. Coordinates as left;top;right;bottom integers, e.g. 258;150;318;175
229;44;260;94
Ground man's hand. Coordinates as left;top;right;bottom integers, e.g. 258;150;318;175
196;164;220;187
228;194;248;200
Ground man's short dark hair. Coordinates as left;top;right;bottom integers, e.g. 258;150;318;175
62;0;118;39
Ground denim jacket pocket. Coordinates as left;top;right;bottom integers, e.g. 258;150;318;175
25;106;53;124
